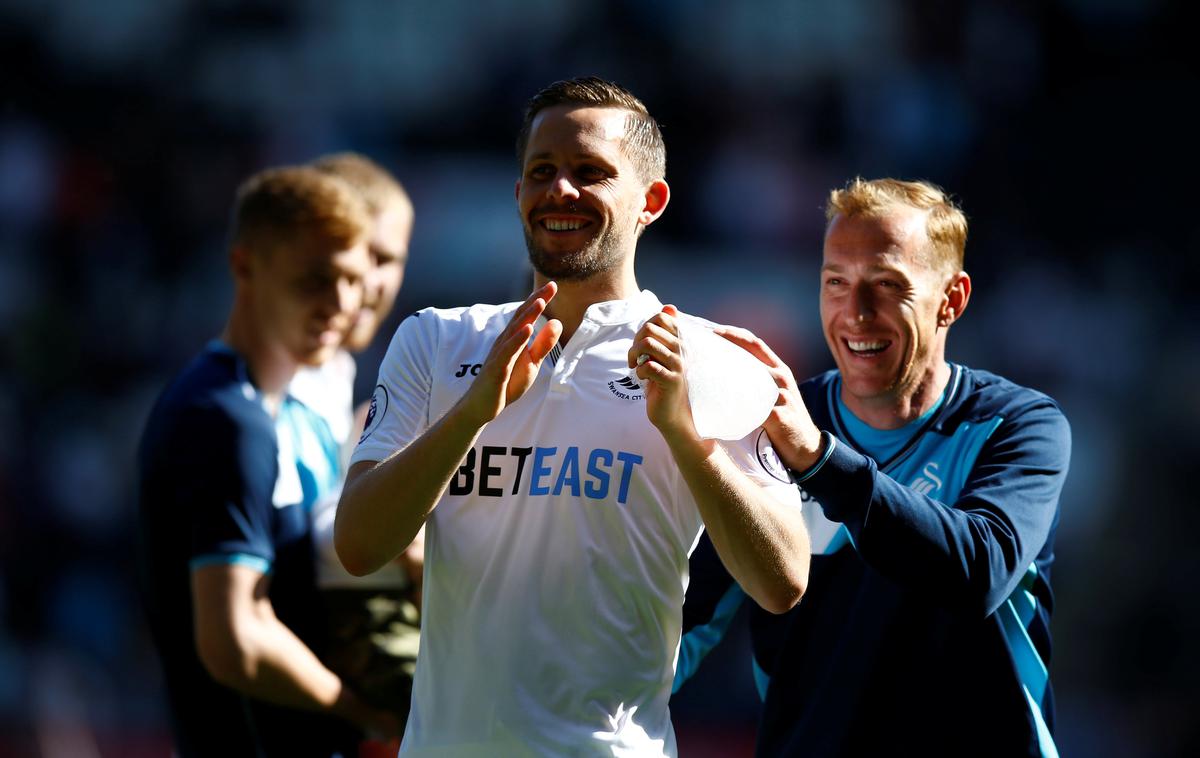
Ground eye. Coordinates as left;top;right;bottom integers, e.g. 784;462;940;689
878;277;911;291
297;274;331;294
824;277;844;286
371;248;400;266
577;164;608;180
527;164;554;179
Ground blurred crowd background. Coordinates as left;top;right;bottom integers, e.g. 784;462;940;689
1;0;1195;756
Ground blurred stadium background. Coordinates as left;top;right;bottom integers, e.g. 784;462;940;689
0;0;1195;755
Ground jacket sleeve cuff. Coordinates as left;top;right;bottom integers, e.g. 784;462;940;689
792;431;836;484
794;434;878;526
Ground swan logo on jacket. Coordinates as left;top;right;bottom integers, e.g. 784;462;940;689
909;462;943;497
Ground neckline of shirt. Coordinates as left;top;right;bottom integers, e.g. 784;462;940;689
206;338;293;412
830;364;960;467
534;289;663;328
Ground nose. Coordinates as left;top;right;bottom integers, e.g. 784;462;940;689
362;267;384;307
317;277;362;320
549;169;581;202
850;282;875;324
338;276;363;316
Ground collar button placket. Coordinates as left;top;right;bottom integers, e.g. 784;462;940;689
551;320;597;393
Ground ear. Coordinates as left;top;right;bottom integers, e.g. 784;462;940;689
939;271;971;327
637;179;670;228
229;244;253;282
514;179;521;201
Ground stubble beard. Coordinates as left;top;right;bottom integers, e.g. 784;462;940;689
524;220;628;281
344;310;377;353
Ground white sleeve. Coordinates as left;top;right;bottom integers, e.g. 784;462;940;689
350;311;437;466
719;428;803;509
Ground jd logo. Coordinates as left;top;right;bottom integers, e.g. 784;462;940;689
910;462;943;497
455;363;483;378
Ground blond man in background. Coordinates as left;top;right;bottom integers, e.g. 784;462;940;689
288;153;423;744
138;166;399;757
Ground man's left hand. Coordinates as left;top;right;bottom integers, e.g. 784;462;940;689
629;305;710;453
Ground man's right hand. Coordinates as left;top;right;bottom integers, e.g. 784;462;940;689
714;326;824;473
457;281;562;426
337;282;563;578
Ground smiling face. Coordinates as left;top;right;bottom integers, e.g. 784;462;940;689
344;200;412;352
247;236;371;367
517;105;662;282
820;207;960;416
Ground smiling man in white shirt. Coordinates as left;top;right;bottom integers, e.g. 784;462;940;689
335;77;810;757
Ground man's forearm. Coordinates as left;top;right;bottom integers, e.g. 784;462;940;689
217;609;343;709
800;407;1069;616
337;285;560;576
210;608;388;733
336;402;484;576
667;436;809;614
194;564;394;736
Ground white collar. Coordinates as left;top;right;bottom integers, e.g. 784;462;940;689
579;289;663;327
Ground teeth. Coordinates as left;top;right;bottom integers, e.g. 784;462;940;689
848;340;887;351
544;219;585;231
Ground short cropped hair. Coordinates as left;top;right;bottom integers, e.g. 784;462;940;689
516;76;666;185
232;166;371;256
826;177;968;273
310;152;413;221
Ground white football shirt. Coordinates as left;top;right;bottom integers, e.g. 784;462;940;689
292;350;408;590
352;290;800;757
291;349;357;447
